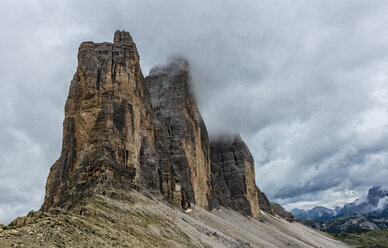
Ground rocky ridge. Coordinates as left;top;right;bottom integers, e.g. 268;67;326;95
293;186;388;235
302;215;388;234
0;187;346;248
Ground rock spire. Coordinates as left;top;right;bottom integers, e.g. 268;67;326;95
42;30;157;210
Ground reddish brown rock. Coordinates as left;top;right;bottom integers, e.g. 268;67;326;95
41;30;159;211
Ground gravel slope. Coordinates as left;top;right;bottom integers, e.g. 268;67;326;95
0;188;348;248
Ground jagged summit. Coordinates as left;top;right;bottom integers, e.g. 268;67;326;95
113;30;134;44
41;30;154;211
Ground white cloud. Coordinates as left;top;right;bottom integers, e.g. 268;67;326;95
375;196;388;211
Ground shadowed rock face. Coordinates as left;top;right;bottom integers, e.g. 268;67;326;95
271;203;297;222
257;186;274;215
41;30;265;219
210;136;261;218
145;58;211;209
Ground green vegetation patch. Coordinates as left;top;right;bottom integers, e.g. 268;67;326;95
334;229;388;248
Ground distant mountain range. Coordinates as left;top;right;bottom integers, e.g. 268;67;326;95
291;186;388;221
291;186;388;234
302;215;388;234
291;206;340;222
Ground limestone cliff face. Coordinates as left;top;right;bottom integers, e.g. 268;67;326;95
42;30;265;219
145;58;211;210
210;137;261;218
41;31;159;211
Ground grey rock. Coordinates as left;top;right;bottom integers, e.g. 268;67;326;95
257;186;274;215
210;136;260;218
271;203;297;222
145;57;211;209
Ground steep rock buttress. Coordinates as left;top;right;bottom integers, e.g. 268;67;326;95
42;31;159;211
145;58;211;210
210;136;261;218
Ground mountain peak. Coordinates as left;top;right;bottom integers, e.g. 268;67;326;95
113;30;134;44
41;31;268;218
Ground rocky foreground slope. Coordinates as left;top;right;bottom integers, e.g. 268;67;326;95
0;30;347;247
1;187;346;248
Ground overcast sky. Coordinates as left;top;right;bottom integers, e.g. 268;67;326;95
1;0;388;224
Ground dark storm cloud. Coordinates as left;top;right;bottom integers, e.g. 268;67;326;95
1;0;388;223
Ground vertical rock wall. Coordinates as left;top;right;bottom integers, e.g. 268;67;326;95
41;31;159;211
145;58;211;209
210;136;261;218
